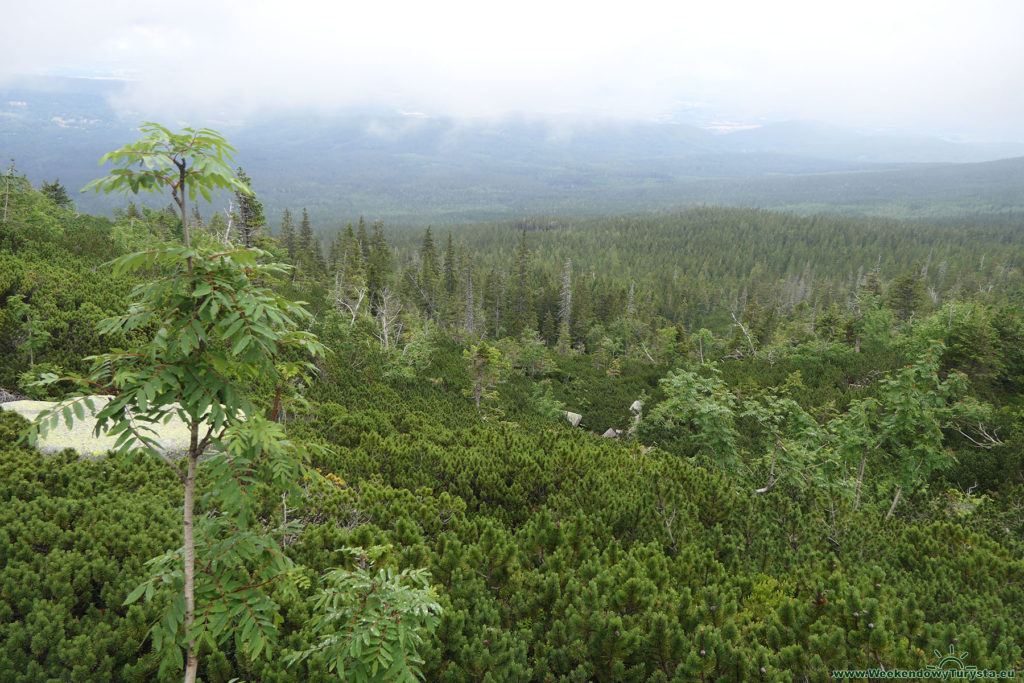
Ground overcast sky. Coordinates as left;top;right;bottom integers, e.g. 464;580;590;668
3;0;1024;141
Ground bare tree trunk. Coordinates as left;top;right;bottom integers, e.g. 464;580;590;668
885;485;903;521
374;287;403;350
731;312;757;357
221;200;235;246
331;273;367;326
183;424;200;683
754;438;780;495
464;270;476;336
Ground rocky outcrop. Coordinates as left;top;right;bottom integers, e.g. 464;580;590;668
628;399;643;439
1;398;198;458
0;388;28;404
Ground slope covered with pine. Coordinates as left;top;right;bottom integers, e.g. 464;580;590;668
0;170;1021;681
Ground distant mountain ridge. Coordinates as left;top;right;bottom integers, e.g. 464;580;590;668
3;76;1023;225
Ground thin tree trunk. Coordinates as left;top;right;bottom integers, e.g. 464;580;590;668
854;450;866;510
177;160;190;248
183;423;200;683
180;156;196;682
885;485;902;521
754;438;780;495
731;311;757;357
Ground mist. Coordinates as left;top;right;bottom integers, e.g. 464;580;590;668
3;0;1024;142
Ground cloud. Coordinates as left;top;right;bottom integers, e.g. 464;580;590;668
3;0;1024;139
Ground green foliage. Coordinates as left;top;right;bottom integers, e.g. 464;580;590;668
529;380;567;421
233;167;265;248
81;122;251;247
4;150;1024;683
499;328;551;378
4;293;52;367
26;239;326;678
279;209;296;259
122;515;299;678
81;122;247;204
31;243;322;453
463;341;509;411
0;411;180;682
382;207;1024;342
888;265;927;323
863;341;993;515
286;549;441;682
640;367;741;469
742;383;834;494
40;178;72;209
26;124;332;682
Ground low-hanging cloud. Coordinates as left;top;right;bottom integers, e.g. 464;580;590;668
3;0;1024;140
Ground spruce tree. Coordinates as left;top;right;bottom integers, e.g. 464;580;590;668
482;267;505;339
367;220;391;304
40;178;72;209
507;230;534;338
233;167;265;248
888;264;927;322
557;258;572;353
443;232;458;296
297;208;313;256
419;227;440;318
327;229;343;275
189;206;204;232
295;208;325;276
279;209;296;259
340;223;365;284
356;216;369;261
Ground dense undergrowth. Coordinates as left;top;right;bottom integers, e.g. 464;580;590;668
0;173;1022;681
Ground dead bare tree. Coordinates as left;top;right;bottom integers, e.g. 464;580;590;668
731;311;757;358
330;272;367;326
374;286;404;350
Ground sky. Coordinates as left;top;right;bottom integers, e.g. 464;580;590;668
3;0;1024;141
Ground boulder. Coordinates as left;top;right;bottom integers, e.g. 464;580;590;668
2;398;199;459
0;388;28;403
630;399;643;413
601;427;620;439
564;411;583;428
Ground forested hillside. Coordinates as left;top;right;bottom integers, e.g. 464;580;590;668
6;78;1024;223
1;165;1022;681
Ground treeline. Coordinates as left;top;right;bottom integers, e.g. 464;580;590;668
250;204;1024;372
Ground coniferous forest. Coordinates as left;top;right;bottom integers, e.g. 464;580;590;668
1;130;1023;683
